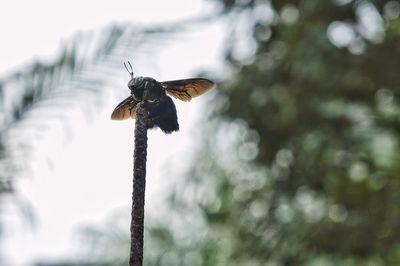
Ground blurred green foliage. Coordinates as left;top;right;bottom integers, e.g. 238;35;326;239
32;0;400;265
144;0;400;265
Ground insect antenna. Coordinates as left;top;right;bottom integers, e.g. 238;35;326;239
124;61;134;78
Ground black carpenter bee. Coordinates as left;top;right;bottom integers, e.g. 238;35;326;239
111;62;216;133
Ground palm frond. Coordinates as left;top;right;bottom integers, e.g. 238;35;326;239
0;21;197;194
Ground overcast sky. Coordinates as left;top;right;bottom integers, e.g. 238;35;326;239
0;1;226;265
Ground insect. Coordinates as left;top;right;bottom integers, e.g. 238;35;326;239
111;62;216;133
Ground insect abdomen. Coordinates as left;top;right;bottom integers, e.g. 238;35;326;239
145;96;179;134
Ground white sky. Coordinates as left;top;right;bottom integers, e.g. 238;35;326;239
0;1;226;265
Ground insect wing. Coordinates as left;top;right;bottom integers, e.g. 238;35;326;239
111;96;137;120
161;78;215;101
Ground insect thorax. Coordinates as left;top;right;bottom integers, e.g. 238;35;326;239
129;77;165;101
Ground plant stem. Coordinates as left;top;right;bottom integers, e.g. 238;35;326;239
129;103;148;266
